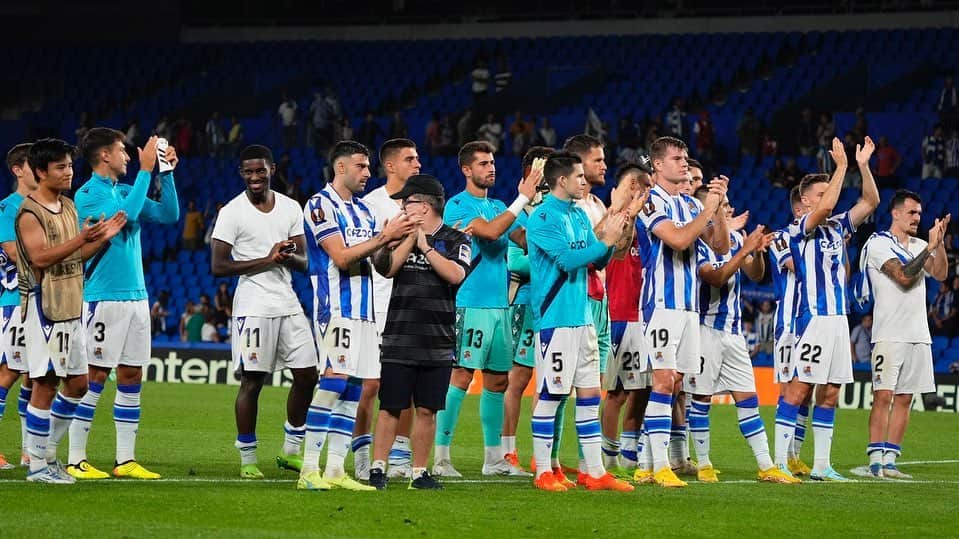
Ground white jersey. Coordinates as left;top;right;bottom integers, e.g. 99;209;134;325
697;231;743;335
864;232;932;344
769;227;798;339
362;185;403;316
211;191;304;318
576;193;605;227
304;185;381;324
636;183;704;320
787;211;854;320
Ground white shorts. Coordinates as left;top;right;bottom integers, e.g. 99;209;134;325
684;326;756;395
792;315;853;385
232;314;318;374
643;309;700;374
1;304;28;373
604;321;651;391
774;332;795;384
375;312;387;339
317;316;380;379
24;294;87;379
536;325;600;395
84;300;151;369
870;342;935;395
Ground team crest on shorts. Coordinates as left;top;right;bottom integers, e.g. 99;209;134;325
12;351;20;360
249;352;258;363
463;351;472;360
338;354;347;365
59;357;66;367
781;366;790;377
94;347;103;360
627;372;635;381
655;351;664;360
688;376;696;387
552;376;562;387
518;348;527;357
803;365;812;376
874;374;882;384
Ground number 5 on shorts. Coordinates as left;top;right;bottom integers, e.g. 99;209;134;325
551;351;563;372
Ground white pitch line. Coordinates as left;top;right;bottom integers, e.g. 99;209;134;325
897;459;959;465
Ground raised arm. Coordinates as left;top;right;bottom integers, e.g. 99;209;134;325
457;169;539;242
802;138;847;235
849;136;881;227
698;228;770;287
141;147;181;224
320;215;414;271
373;231;417;278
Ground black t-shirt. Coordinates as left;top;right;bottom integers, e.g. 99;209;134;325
381;224;472;366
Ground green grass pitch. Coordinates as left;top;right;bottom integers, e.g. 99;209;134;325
0;383;955;538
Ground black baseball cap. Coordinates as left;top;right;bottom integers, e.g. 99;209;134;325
390;174;445;200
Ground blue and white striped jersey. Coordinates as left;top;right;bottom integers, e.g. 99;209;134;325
769;227;798;338
304;185;381;324
697;231;743;335
636;183;704;321
787;211;854;320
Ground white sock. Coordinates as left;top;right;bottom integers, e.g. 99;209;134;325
532;397;561;479
644;392;673;472
371;459;386;472
811;406;835;474
687;400;711;467
619;430;638;468
114;384;142;464
302;378;344;474
434;444;451;463
774;400;798;466
389;436;411;467
602;435;621;469
69;383;103;464
323;388;359;479
48;393;79;462
883;443;901;466
283;421;306;456
26;405;50;473
501;435;516;455
576;397;604;479
736;397;773;470
235;434;257;466
637;429;651;471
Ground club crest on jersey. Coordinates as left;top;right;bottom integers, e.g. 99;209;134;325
311;207;325;224
458;244;472;264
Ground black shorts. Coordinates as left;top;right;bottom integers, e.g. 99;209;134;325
378;362;451;412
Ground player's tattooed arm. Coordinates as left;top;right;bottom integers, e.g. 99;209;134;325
879;256;926;288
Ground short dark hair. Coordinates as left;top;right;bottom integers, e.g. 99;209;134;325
6;143;32;174
692;185;710;202
649;136;688;163
329;140;370;165
521;146;555;170
238;144;274;164
889;189;922;212
789;185;803;208
458;140;495;168
798;173;830;195
615;164;649;185
27;138;76;175
687;158;703;171
543;152;582;189
420;193;445;214
379;138;416;165
80;127;125;166
562;134;603;157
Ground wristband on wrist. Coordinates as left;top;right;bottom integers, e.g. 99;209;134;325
507;194;531;217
